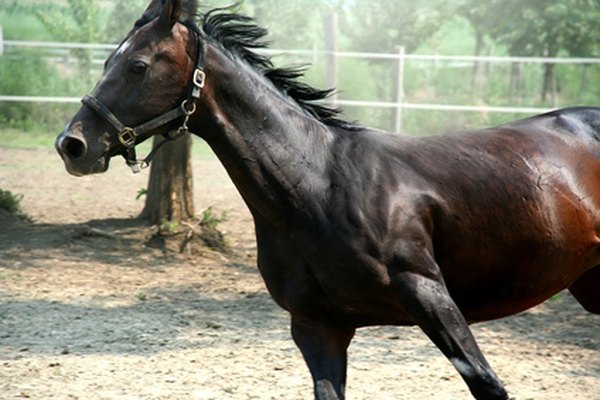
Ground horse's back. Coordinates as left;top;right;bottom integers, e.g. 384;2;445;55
385;107;600;321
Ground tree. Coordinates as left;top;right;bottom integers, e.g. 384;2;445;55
243;0;327;49
34;0;105;82
477;0;600;104
337;0;449;127
339;0;448;55
104;0;150;43
455;0;497;93
140;135;195;225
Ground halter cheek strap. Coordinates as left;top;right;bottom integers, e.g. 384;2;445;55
81;31;206;174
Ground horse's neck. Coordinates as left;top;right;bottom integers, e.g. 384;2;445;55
195;48;333;228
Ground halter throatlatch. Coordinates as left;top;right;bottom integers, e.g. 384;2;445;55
81;31;206;174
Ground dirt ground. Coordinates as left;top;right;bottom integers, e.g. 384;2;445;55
0;146;598;400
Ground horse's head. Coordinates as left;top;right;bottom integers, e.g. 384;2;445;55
56;0;202;176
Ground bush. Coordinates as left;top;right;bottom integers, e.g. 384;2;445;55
0;55;84;132
0;189;29;220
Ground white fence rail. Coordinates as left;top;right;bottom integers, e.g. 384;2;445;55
6;39;600;64
3;38;600;132
0;95;81;103
0;94;552;115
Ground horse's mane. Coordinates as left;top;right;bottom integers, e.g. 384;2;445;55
136;3;360;131
199;9;360;131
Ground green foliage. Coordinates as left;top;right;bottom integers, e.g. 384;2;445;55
200;207;227;230
33;0;109;84
103;0;149;43
135;291;148;301
35;0;105;43
0;10;48;40
451;0;600;104
453;0;600;57
243;0;331;49
160;220;181;233
0;53;83;130
1;0;600;137
339;0;450;54
198;206;228;251
136;188;148;201
0;0;133;134
0;56;47;120
0;189;22;214
0;189;29;220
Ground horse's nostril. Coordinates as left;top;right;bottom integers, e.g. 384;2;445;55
62;136;86;159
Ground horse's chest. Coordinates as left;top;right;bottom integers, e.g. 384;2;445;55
255;229;396;321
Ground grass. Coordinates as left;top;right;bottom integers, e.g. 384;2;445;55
1;127;57;149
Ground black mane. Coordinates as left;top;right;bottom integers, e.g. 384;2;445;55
199;10;360;131
136;4;360;131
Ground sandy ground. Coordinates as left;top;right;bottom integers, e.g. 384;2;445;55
0;146;599;400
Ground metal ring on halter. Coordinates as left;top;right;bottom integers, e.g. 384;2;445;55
181;100;197;115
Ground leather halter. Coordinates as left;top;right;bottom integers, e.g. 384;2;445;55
81;27;206;173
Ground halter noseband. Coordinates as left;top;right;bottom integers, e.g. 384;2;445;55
81;28;206;173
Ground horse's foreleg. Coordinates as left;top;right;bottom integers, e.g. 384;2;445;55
569;265;600;314
391;251;508;400
291;316;355;400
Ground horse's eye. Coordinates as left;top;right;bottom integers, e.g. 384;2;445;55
130;60;148;74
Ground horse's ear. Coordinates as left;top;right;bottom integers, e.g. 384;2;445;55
158;0;182;31
131;0;165;30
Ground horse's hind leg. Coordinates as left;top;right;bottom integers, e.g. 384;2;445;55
569;266;600;314
291;316;355;400
391;248;508;400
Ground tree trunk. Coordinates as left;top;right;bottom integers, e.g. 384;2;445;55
471;31;485;96
542;62;557;105
577;64;589;102
509;62;522;103
542;39;559;106
140;134;194;225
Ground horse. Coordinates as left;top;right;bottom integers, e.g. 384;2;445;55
55;1;600;399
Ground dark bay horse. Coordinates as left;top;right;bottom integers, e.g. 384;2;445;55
55;1;599;398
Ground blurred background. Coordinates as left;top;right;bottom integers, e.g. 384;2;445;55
1;0;600;144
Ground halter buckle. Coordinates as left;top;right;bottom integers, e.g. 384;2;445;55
193;69;206;89
118;127;137;148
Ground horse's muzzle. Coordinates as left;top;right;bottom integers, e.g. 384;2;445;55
55;129;109;176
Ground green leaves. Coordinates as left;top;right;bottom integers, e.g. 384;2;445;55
0;189;30;221
340;0;449;53
457;0;600;57
34;0;104;43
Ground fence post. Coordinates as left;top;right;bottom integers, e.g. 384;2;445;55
0;26;4;56
393;46;405;134
324;12;338;104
